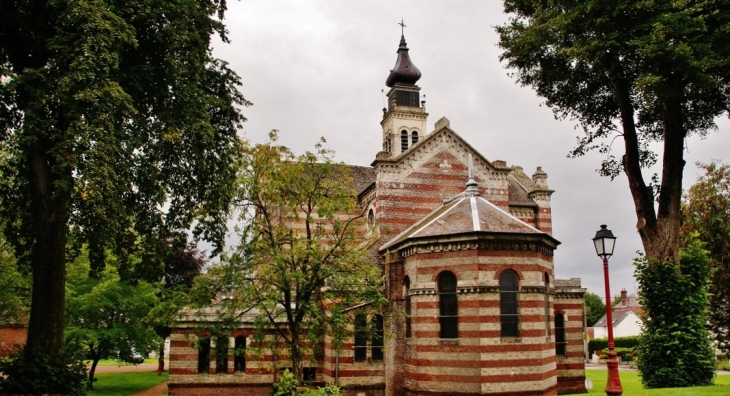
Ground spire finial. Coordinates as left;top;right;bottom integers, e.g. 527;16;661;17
466;154;479;194
399;18;406;36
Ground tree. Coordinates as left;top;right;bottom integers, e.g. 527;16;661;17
497;1;730;265
0;0;248;372
683;161;730;352
192;133;385;384
65;247;160;389
584;292;605;327
634;236;715;388
147;233;207;374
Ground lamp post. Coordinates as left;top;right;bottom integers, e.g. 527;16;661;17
593;224;623;396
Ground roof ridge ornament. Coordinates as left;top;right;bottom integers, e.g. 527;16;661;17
466;154;479;195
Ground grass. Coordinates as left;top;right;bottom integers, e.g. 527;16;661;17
585;369;730;395
86;358;159;366
87;371;168;396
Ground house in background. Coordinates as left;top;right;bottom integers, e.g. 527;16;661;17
591;289;643;339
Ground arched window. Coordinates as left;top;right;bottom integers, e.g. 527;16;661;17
544;272;550;337
411;131;419;145
438;272;458;339
354;314;367;362
215;336;228;374
197;336;211;374
372;314;384;361
500;270;520;337
368;209;376;230
555;314;566;357
404;276;412;338
400;130;408;151
234;336;246;372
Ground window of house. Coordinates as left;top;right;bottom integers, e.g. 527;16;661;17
555;314;566;357
401;130;408;151
438;271;458;339
216;336;228;374
354;314;367;362
234;336;246;372
197;336;211;374
544;272;550;337
372;314;384;361
368;209;375;230
411;131;419;145
405;276;412;338
500;270;520;337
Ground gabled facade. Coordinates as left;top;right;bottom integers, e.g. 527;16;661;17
169;32;587;396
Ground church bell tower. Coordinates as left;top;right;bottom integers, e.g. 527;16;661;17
380;26;428;157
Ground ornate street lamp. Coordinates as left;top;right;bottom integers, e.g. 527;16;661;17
593;224;623;395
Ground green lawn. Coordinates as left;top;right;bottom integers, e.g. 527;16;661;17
586;370;730;395
87;371;167;396
86;358;159;366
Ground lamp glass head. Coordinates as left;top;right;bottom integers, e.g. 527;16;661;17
592;224;616;259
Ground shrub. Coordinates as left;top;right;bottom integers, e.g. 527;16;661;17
271;370;299;396
634;239;716;388
0;346;87;395
270;370;342;396
588;336;640;356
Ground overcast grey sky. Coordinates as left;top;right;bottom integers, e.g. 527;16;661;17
212;1;730;298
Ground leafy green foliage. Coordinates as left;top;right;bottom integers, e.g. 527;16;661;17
65;248;160;389
302;385;342;396
0;345;87;395
634;237;716;388
270;370;342;396
0;233;29;327
0;0;249;364
683;161;730;353
584;291;606;327
588;336;640;356
145;234;207;372
271;370;300;396
497;0;730;264
192;133;385;383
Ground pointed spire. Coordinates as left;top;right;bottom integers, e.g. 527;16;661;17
385;20;422;87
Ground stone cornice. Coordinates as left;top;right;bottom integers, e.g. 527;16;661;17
393;233;557;258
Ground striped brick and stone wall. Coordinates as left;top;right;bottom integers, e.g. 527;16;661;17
553;279;588;394
386;246;561;396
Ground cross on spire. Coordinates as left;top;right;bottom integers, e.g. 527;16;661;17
399;18;406;36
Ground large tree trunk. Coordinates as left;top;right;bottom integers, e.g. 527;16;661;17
25;141;71;358
615;78;685;265
158;339;166;375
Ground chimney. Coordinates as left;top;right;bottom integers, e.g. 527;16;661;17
621;288;628;307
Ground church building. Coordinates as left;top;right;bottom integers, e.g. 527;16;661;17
168;32;588;396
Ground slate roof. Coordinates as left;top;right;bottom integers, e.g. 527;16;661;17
380;184;557;251
347;165;376;195
593;310;641;328
508;177;538;207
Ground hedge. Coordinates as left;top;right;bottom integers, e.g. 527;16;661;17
588;336;641;356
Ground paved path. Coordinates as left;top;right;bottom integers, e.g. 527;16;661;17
131;381;167;396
